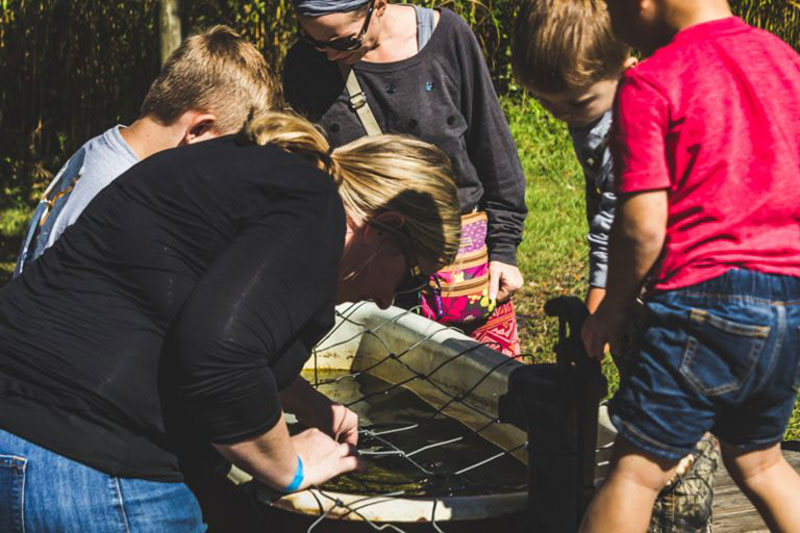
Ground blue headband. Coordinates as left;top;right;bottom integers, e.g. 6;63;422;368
292;0;370;17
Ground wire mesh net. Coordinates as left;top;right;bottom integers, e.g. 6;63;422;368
271;302;533;531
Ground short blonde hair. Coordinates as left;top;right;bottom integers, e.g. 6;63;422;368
140;25;283;133
512;0;630;93
243;111;461;271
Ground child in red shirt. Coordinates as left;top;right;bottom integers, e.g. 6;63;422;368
580;0;800;531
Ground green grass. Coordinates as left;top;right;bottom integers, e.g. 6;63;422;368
0;205;32;240
503;96;587;358
0;206;28;284
0;98;796;440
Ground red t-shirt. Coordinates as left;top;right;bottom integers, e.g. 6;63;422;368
612;17;800;291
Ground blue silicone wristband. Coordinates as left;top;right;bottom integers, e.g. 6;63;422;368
283;456;304;493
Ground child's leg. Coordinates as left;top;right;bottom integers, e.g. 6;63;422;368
592;270;800;531
720;441;800;531
611;301;719;531
580;437;679;533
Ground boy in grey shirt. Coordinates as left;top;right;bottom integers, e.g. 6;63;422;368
569;111;616;301
16;126;139;274
511;0;634;312
15;25;281;275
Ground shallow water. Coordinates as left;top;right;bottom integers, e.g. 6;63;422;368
295;369;526;497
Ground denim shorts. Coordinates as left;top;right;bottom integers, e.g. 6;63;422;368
0;427;206;532
610;269;800;461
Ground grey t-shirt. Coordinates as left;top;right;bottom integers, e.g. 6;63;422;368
15;125;139;276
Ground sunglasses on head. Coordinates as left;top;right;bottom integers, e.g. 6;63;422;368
298;0;376;52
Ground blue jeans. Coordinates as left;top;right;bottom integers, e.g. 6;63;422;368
610;269;800;461
0;428;206;532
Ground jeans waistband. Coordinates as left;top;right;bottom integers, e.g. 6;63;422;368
661;269;800;303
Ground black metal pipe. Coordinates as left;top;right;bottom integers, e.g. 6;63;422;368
499;296;606;532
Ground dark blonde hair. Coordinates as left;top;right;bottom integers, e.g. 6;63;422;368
243;111;461;271
140;25;283;132
512;0;630;93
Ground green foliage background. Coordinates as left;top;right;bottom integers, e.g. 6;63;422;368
1;0;798;208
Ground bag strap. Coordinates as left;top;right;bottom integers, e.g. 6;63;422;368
338;63;382;137
412;5;436;50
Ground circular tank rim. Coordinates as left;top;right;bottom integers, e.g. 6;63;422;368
266;488;529;522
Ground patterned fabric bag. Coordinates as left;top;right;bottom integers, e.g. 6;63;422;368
419;212;496;326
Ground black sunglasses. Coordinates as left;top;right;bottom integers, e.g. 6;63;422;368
396;261;430;296
369;220;430;295
298;0;376;52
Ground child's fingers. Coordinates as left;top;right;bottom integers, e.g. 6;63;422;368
587;342;604;360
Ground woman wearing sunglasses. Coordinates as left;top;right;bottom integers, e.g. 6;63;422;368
284;0;527;356
0;110;460;531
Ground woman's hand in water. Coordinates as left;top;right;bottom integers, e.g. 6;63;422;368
214;413;363;492
291;427;364;489
304;400;359;446
329;402;359;446
279;375;360;445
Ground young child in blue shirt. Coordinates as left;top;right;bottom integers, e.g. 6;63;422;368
512;0;635;314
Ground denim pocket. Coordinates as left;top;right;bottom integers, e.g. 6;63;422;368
680;308;770;396
0;454;27;533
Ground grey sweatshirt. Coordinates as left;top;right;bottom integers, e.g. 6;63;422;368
283;8;527;265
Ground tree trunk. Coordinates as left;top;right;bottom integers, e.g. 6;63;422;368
158;0;181;67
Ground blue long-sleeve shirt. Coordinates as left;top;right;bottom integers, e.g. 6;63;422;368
569;111;616;289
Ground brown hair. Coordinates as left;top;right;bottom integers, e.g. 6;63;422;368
140;25;283;133
512;0;630;93
243;111;461;271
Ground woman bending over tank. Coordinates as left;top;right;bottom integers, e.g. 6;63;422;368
0;111;460;531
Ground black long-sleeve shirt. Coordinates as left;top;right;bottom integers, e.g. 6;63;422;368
0;137;345;481
283;8;526;265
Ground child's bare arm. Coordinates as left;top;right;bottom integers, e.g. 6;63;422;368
585;287;606;313
582;190;668;358
604;190;668;310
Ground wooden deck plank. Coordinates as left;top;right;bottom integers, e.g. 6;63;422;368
711;449;799;532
